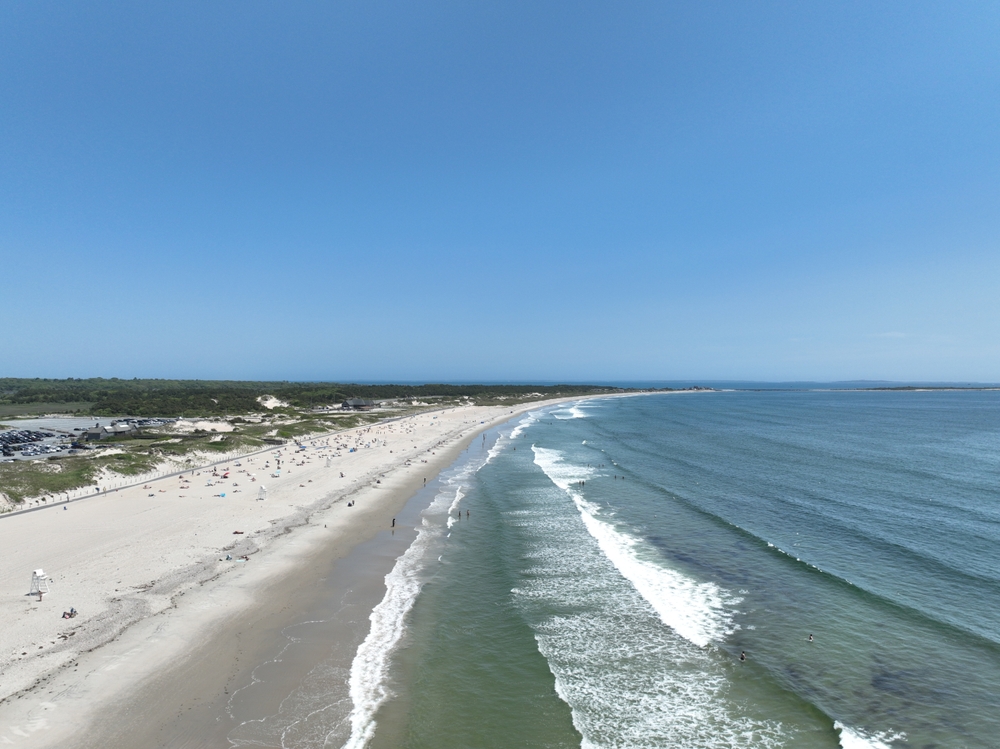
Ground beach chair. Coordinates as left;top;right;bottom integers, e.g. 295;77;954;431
29;569;51;595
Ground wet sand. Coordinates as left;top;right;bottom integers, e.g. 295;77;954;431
80;483;433;749
0;401;573;748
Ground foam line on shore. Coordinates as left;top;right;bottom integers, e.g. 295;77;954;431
532;445;737;648
835;721;905;749
508;411;540;440
343;443;498;749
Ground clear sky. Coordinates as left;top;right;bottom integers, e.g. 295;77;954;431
2;2;998;383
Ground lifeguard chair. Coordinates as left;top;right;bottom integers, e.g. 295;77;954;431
257;485;267;501
29;569;51;596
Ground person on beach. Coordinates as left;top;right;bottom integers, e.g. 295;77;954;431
392;518;395;527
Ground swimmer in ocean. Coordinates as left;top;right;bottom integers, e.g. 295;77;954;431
739;651;747;662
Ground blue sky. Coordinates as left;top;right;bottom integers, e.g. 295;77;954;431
2;2;998;382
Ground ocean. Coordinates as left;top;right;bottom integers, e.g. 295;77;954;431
336;390;1000;749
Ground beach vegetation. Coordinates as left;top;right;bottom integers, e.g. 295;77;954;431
0;402;93;417
0;379;624;507
0;457;100;504
0;405;391;506
0;449;165;504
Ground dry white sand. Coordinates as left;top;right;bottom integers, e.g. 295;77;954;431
0;400;570;747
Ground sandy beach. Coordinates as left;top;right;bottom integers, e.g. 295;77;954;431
0;400;567;748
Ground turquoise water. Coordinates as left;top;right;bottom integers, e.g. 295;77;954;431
350;392;1000;749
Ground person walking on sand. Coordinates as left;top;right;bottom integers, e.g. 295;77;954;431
392;518;395;527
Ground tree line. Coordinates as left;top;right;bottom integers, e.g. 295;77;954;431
0;378;621;417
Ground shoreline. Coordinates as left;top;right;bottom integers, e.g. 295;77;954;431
0;397;589;747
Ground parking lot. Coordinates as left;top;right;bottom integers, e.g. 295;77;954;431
0;428;75;460
0;416;177;461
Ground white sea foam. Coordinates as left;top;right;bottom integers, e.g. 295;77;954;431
342;506;441;749
511;452;787;749
449;486;465;513
835;721;905;749
483;434;505;465
343;450;496;749
446;486;465;528
508;411;540;440
532;446;737;647
552;402;590;420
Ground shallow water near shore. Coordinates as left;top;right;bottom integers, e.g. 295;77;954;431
356;391;1000;749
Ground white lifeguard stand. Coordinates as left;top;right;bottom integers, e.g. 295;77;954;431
257;485;267;501
29;569;51;596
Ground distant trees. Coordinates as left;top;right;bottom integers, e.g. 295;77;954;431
0;378;615;417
